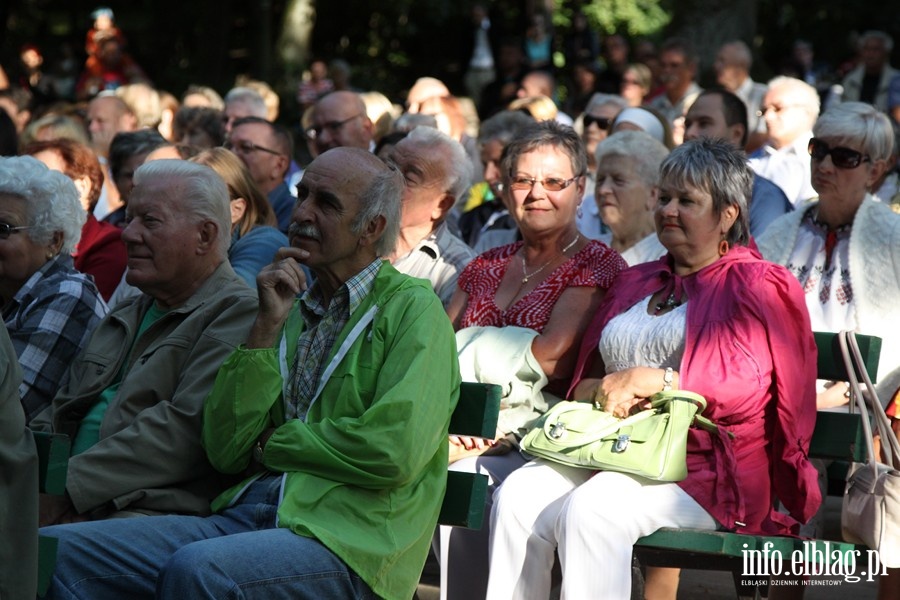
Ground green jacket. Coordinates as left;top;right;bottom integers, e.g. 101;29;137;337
31;261;258;516
203;262;459;600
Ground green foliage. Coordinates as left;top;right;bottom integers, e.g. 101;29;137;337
578;0;671;36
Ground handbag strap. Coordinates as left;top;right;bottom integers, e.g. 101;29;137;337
839;331;900;473
845;330;900;469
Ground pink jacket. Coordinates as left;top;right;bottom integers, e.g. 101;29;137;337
569;246;821;535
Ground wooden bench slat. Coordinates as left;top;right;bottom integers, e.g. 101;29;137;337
809;411;866;462
33;431;70;496
439;471;489;529
37;534;59;597
450;382;502;439
638;528;756;556
814;331;881;383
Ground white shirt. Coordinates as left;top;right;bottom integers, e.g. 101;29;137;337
749;133;817;207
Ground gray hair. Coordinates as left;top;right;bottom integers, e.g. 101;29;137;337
132;160;231;256
109;129;168;180
813;101;894;162
224;87;268;118
502;120;587;185
659;138;751;246
584;93;629;114
477;110;535;146
766;76;820;118
720;40;753;70
595;131;670;187
406;126;473;204
0;156;85;254
859;30;894;53
351;165;405;257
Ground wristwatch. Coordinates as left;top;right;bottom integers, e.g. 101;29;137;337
662;367;674;391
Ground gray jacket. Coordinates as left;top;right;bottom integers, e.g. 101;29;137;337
32;261;258;516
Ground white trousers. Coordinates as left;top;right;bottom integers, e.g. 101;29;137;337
486;460;717;599
436;451;528;600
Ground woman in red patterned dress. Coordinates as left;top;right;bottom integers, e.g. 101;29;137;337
437;120;626;600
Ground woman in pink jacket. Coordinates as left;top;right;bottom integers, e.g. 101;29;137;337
486;138;822;599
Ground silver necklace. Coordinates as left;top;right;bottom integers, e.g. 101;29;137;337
520;234;580;284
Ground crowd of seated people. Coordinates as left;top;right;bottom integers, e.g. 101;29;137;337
3;12;900;600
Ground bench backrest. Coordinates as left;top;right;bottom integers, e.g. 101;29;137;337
809;331;881;463
438;382;501;529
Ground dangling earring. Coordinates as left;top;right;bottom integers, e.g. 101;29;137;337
718;239;730;256
577;202;584;219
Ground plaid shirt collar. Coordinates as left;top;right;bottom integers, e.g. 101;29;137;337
299;258;383;325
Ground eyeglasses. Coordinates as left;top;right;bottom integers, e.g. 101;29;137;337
0;223;30;239
509;175;580;192
808;138;871;169
305;114;362;140
583;115;613;130
224;140;283;157
756;104;804;118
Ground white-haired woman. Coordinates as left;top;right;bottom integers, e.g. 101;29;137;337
594;131;669;265
0;156;107;423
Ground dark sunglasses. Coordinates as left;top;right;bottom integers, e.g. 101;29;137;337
808;138;870;169
583;115;613;130
0;222;30;239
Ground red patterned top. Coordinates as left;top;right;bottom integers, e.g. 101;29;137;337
458;240;626;332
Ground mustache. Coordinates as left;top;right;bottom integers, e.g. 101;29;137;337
288;222;322;241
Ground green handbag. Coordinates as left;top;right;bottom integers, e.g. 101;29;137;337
520;390;718;482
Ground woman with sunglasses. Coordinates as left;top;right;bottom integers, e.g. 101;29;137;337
578;93;628;240
0;156;107;424
758;100;900;600
759;102;900;412
439;120;626;599
487;138;820;598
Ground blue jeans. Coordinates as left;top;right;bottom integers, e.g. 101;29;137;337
42;476;377;599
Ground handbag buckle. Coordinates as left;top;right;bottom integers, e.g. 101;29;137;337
549;421;567;439
613;434;630;453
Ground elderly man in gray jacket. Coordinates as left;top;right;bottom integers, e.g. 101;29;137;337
33;160;259;523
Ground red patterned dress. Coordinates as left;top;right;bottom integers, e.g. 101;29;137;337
458;240;625;334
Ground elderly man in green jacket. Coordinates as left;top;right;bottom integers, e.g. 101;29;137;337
42;147;460;600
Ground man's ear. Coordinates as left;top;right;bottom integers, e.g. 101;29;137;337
196;220;219;255
359;214;387;248
432;193;455;221
729;123;746;148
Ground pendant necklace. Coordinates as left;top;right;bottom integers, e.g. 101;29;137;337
654;292;682;314
520;234;580;285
